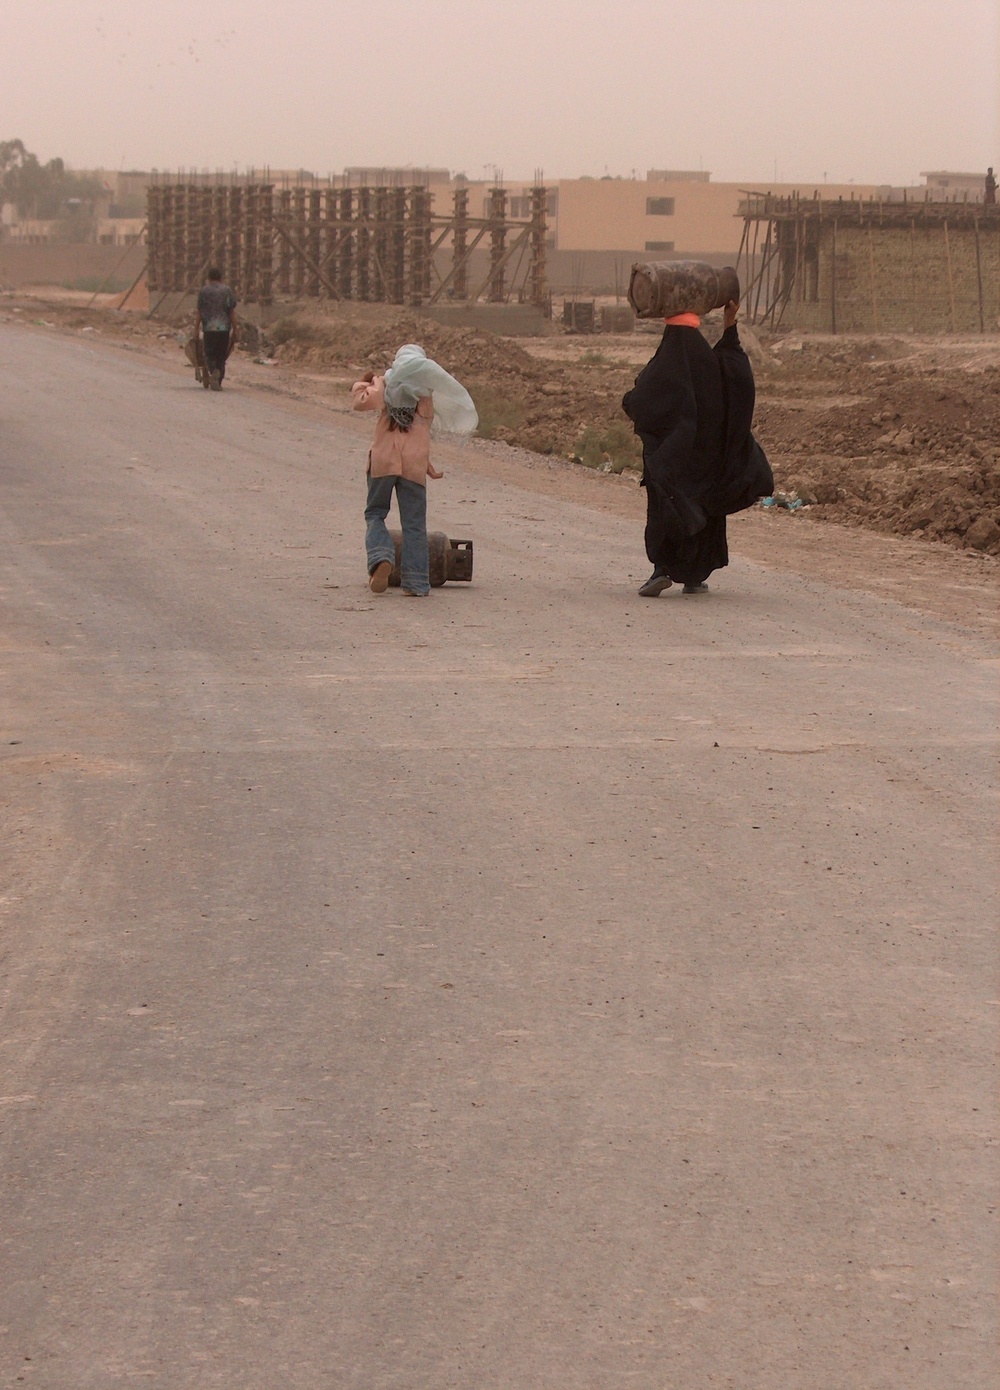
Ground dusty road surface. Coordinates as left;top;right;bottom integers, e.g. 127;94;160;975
1;324;996;1389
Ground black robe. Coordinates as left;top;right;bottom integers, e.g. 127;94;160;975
622;323;772;584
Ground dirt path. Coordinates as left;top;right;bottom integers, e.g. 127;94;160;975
1;320;996;1389
442;438;1000;637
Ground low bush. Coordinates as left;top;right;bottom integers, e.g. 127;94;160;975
467;380;528;439
574;420;642;472
269;315;322;347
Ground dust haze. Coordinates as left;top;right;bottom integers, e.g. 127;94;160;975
6;0;998;182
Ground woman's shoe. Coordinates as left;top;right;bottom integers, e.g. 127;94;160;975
638;569;672;597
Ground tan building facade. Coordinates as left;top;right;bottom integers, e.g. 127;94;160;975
0;214;144;246
920;170;995;201
543;176;896;258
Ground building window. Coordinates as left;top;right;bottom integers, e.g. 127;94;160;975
646;197;675;216
645;241;675;252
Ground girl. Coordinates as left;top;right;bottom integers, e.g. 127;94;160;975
352;345;477;596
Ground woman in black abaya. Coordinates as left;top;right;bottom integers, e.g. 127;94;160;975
622;298;772;596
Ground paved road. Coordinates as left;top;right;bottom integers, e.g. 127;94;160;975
1;325;996;1389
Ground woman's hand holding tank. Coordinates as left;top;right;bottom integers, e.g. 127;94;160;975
723;299;740;329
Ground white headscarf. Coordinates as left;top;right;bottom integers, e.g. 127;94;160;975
383;344;479;436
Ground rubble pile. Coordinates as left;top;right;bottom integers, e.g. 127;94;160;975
754;346;1000;552
266;307;630;458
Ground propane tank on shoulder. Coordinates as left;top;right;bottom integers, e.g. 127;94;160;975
627;260;740;319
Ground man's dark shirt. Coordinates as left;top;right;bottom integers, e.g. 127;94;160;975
197;283;236;332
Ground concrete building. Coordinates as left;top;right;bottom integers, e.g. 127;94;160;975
736;191;1000;333
498;172;905;293
550;174;883;256
920;170;996;201
0;213;144;247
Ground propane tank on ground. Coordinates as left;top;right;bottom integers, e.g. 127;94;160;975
387;531;474;587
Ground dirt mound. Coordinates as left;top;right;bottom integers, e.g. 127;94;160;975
267;306;642;466
756;353;1000;552
268;306;535;378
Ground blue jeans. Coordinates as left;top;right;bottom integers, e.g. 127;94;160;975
365;474;430;595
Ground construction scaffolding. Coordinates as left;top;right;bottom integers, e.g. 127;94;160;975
145;174;550;314
736;192;1000;333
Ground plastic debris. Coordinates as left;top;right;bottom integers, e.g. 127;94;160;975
760;491;806;511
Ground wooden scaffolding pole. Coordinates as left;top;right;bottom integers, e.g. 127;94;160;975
356;187;371;301
145;187;161;292
291;187;306;298
487;186;508;303
529;185;548;310
867;224;879;331
258;184;274;305
943;219;956;332
244;184;259;303
227;186;243;295
372;187;391;300
452;186;469;299
276;189;292;296
307;187;322;298
389;187;407;303
338;188;355;298
407;186;432;306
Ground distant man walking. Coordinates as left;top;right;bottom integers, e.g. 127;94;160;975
194;267;237;391
985;167;997;206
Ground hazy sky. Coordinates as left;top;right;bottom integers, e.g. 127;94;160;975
8;0;999;185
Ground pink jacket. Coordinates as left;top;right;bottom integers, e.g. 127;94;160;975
351;375;440;485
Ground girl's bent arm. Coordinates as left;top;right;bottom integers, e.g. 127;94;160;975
351;375;386;411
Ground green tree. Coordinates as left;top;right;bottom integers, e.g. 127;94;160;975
1;139;105;227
